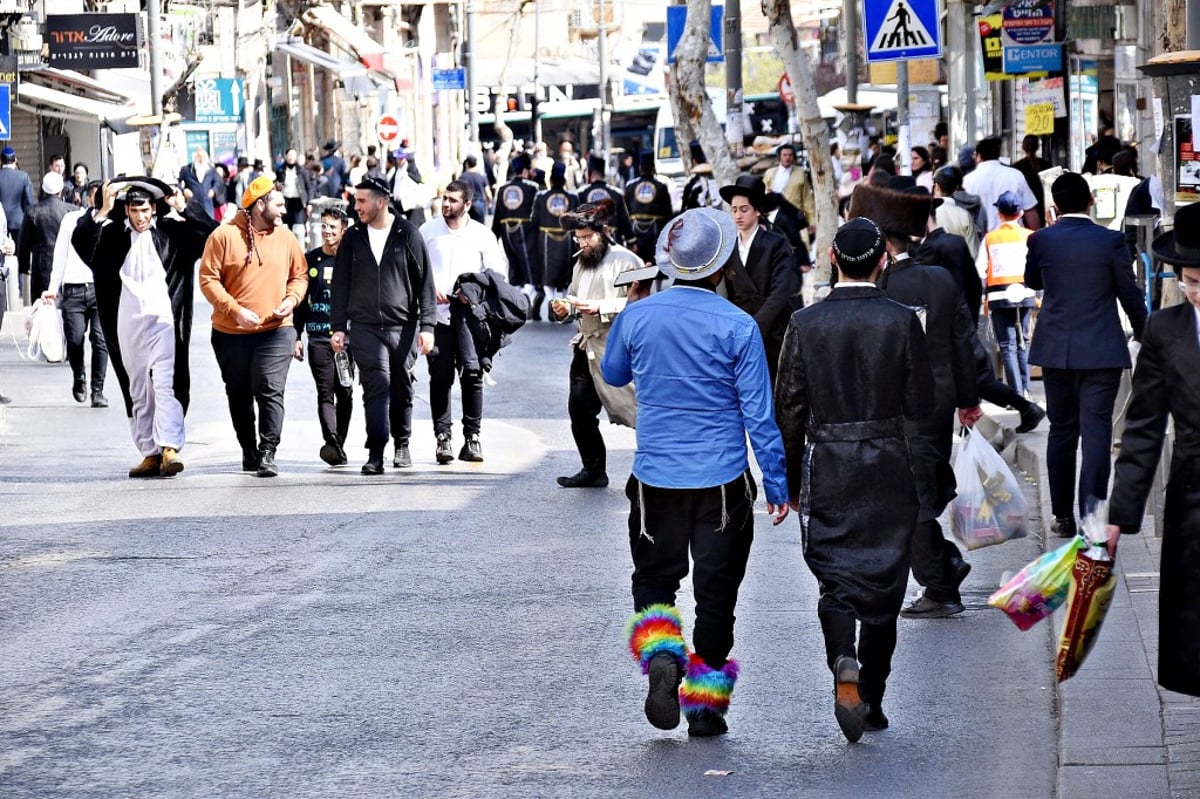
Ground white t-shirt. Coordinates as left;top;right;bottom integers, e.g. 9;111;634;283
419;215;509;325
962;159;1038;232
367;224;389;266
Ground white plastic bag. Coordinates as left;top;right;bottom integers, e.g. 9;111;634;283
25;299;65;363
950;426;1028;550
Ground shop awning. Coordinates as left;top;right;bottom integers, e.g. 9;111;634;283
275;37;392;95
16;82;139;129
302;5;389;73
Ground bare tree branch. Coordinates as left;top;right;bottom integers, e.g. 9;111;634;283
669;0;737;187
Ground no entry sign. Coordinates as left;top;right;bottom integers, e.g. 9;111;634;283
376;114;400;144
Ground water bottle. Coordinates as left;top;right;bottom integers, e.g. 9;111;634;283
334;348;354;388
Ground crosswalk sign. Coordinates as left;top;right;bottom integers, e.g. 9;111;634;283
0;85;9;141
864;0;942;63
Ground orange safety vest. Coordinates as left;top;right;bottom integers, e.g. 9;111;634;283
983;221;1033;302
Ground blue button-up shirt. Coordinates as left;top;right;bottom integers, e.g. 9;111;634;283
601;285;789;505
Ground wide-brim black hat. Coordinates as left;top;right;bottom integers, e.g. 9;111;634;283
1152;202;1200;268
111;176;174;201
719;174;773;211
848;181;932;238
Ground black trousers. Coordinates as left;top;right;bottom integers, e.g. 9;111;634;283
60;283;108;393
978;377;1033;412
306;336;353;448
568;346;606;473
212;327;296;455
1042;367;1122;519
818;607;899;708
628;472;756;667
909;409;965;603
353;322;418;455
428;322;483;437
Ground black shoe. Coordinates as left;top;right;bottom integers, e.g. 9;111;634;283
256;451;278;478
90;392;108;408
556;469;609;488
900;594;965;618
1016;403;1046;433
393;444;412;468
319;443;347;466
361;457;384;476
1052;516;1077;538
459;435;483;463
72;377;87;403
0;394;10;405
863;704;890;732
951;559;972;588
435;434;454;464
644;651;683;730
833;655;866;743
241;449;260;472
531;291;545;322
686;709;729;737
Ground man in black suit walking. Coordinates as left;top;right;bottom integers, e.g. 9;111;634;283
1027;172;1148;536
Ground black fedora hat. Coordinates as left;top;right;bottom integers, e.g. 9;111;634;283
1152;202;1200;269
719;174;772;211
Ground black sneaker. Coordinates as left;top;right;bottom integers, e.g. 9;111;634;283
459;435;483;463
644;651;683;730
90;392;108;408
393;444;412;468
319;443;347;466
72;377;87;403
435;435;454;464
1052;516;1078;538
530;291;545;322
556;469;609;488
900;593;965;618
686;709;728;737
1016;403;1046;433
256;450;278;478
863;704;889;732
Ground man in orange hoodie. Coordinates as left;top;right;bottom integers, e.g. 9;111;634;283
199;176;308;477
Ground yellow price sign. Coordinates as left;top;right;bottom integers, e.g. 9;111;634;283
1026;103;1055;136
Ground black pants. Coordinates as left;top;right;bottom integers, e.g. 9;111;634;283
212;327;296;455
60;283;108;393
910;520;965;602
1042;367;1122;519
568;346;606;474
282;196;305;227
819;607;899;708
306;336;353;448
978;377;1033;412
628;472;756;667
428;322;483;437
353;323;418;455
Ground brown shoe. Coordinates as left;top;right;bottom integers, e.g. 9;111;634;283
128;454;163;478
833;655;866;743
161;447;184;477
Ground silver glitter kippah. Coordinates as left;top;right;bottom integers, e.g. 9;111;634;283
832;217;885;267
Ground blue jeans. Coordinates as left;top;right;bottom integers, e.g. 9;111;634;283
990;305;1032;394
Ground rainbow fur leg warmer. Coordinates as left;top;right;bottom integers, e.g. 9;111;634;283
626;604;688;674
679;653;739;719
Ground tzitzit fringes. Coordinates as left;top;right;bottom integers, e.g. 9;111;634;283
679;653;739;718
626;604;688;674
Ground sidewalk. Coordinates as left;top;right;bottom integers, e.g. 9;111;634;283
1002;387;1200;798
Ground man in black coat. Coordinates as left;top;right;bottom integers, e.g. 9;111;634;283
911;206;982;318
1027;172;1148;536
577;154;632;246
276;148;314;241
19;172;74;300
623;152;673;262
849;182;982;619
719;175;800;382
532;162;579;301
491;152;541;312
178;148;224;220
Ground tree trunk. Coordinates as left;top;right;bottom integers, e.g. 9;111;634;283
1161;0;1187;53
669;0;737;187
763;0;838;290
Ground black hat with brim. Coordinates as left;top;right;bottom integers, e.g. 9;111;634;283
1152;202;1200;268
719;174;772;211
111;176;173;201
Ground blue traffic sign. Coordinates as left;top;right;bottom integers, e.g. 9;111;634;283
193;78;243;124
666;5;723;65
864;0;942;63
432;68;466;91
0;84;9;141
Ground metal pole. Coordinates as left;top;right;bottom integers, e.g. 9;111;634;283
845;0;858;104
532;0;542;145
465;1;479;144
598;0;610;160
897;60;910;175
148;0;163;116
725;0;743;157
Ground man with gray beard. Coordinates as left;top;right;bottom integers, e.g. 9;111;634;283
549;198;640;487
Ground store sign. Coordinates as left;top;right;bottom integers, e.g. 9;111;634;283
1004;43;1062;74
1001;0;1055;46
46;14;141;69
978;14;1008;81
193;78;244;124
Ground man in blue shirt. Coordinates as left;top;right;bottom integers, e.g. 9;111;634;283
602;208;790;738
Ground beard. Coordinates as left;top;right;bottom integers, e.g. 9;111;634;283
577;238;610;270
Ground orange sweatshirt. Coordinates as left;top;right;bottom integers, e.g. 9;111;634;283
199;213;308;335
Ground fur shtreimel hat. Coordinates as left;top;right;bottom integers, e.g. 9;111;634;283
848;181;932;238
562;197;615;231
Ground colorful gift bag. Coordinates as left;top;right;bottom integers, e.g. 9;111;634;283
988;536;1085;631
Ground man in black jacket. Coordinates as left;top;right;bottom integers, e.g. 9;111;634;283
20;172;74;300
623;152;673;262
331;177;437;475
277;148;314;243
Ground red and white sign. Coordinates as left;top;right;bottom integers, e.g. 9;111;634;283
376;114;400;143
778;73;795;105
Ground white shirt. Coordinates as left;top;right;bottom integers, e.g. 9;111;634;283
770;166;791;195
962;160;1038;232
737;225;760;265
366;224;389;266
47;209;92;293
419;215;509;325
1193;305;1200;349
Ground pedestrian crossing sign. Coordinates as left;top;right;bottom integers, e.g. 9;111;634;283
864;0;942;63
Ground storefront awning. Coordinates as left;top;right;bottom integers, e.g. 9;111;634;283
276;36;387;96
302;5;389;73
16;82;139;130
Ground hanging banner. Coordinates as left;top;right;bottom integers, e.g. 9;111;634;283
978;14;1009;82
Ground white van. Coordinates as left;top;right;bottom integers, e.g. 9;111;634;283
653;90;726;210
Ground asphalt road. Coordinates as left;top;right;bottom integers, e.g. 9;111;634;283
0;306;1058;798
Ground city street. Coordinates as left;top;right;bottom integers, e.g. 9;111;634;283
0;306;1059;798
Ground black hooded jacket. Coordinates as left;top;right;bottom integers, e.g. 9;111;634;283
330;212;437;334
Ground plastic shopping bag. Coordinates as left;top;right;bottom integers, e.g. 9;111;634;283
988;536;1085;631
25;299;65;363
1056;506;1118;682
950;427;1028;550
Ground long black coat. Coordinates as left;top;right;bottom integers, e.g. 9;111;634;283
879;256;980;520
1109;303;1200;697
492;177;540;286
532;187;579;290
723;228;800;379
623;175;672;261
19;196;74;298
776;285;934;622
72;203;217;417
912;227;983;323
